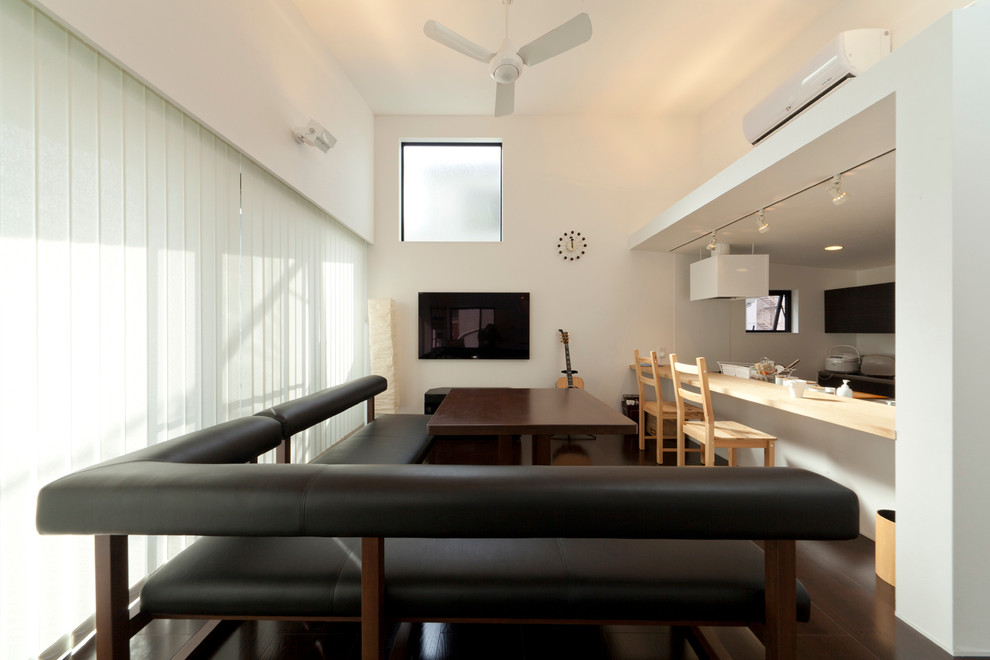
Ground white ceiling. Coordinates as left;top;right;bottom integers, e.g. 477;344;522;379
290;0;845;117
669;150;895;270
289;0;894;271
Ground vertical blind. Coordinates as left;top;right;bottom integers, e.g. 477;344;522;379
0;0;368;656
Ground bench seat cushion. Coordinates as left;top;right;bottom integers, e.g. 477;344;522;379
140;537;810;624
312;414;434;465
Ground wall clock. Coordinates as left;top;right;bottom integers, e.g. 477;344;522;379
557;231;588;261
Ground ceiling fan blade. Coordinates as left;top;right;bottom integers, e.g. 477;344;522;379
424;20;495;64
494;82;515;117
517;13;592;67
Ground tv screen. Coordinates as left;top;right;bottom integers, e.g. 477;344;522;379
418;292;530;359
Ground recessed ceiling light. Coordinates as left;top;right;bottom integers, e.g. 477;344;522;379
824;245;843;251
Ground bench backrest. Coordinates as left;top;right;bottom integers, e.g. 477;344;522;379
98;416;283;467
255;375;386;438
38;462;859;541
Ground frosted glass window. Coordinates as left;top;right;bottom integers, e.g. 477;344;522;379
402;142;502;242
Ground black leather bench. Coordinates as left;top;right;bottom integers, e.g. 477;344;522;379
36;377;860;660
139;535;805;624
254;375;434;465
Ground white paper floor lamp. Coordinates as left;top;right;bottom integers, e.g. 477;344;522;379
368;299;399;413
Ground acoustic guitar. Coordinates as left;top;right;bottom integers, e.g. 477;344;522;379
556;329;585;389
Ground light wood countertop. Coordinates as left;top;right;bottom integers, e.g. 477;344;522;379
634;365;896;440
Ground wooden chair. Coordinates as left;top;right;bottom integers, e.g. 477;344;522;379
633;350;703;465
668;353;776;467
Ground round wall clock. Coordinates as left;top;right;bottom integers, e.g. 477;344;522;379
557;231;588;261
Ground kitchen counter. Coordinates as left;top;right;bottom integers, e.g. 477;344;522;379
635;365;896;440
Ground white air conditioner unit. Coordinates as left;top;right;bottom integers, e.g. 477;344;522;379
743;28;890;145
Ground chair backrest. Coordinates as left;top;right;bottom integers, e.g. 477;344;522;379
668;353;715;427
647;351;668;404
633;349;654;402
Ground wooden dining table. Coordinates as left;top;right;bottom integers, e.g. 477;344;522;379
427;387;637;465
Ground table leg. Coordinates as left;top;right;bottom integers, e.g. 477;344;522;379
498;434;513;465
532;434;551;465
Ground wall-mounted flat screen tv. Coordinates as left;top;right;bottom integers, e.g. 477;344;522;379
418;292;530;359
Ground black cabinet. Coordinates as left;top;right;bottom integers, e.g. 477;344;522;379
817;371;895;398
824;282;895;333
424;387;451;414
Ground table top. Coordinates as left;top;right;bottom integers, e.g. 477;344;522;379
632;364;895;440
427;387;637;437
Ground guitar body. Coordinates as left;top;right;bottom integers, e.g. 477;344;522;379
556;374;585;389
557;329;585;389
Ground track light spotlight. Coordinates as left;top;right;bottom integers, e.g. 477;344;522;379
828;174;847;206
706;231;718;251
293;119;337;153
756;209;770;234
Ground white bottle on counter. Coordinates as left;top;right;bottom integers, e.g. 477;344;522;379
837;380;854;398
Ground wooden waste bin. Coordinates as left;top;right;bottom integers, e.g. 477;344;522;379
875;509;896;586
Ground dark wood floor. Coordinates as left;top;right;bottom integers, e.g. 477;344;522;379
72;434;961;660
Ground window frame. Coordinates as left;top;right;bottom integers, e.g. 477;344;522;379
745;289;793;333
400;140;503;243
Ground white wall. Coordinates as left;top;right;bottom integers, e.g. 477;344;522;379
662;5;990;652
714;392;895;538
723;261;894;375
947;8;990;651
728;263;860;380
669;257;893;537
369;115;698;412
28;0;376;241
670;254;731;366
890;7;990;653
694;0;971;187
671;258;860;380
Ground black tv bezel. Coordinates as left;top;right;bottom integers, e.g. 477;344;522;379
418;292;530;360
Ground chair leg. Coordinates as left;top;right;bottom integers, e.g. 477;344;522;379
656;420;666;465
729;448;738;467
704;441;716;467
638;409;646;451
765;441;775;467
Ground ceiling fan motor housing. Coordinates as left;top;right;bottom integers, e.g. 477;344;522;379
489;48;522;83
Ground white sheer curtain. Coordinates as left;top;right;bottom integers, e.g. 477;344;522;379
0;1;368;656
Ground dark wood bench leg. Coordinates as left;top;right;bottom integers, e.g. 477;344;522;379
95;535;130;659
764;539;797;660
362;537;386;660
532;434;551;465
276;438;291;463
497;434;513;465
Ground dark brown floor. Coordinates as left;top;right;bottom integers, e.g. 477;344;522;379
70;434;961;659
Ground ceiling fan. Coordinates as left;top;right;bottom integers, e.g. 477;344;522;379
424;0;592;116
